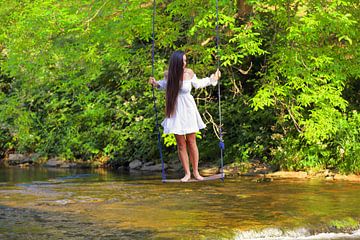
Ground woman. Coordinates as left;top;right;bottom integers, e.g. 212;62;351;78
149;51;221;182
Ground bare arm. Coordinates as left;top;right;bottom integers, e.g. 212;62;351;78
148;70;168;89
191;69;221;89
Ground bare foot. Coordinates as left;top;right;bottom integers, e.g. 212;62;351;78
180;174;191;182
193;172;204;181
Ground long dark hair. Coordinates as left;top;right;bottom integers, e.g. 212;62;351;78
166;51;184;117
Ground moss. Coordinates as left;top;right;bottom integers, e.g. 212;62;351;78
329;217;359;231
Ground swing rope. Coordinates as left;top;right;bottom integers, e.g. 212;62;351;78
151;0;166;182
215;0;225;179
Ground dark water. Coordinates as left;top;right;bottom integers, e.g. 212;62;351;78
0;167;360;240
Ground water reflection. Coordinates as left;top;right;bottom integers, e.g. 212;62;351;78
0;167;360;239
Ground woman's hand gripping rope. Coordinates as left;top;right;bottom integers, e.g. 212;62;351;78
210;69;221;86
149;77;159;88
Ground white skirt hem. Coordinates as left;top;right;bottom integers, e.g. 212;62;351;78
162;122;206;135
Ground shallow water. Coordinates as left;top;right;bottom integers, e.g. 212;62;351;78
0;167;360;239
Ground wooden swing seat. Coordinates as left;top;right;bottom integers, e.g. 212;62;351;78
163;173;224;183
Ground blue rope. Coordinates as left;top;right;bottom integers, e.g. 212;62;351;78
216;0;225;180
151;0;166;182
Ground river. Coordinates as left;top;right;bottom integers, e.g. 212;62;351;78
0;167;360;239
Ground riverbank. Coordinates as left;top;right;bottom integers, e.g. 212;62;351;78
201;160;360;182
2;154;360;182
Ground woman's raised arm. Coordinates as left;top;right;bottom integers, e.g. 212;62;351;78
191;69;221;89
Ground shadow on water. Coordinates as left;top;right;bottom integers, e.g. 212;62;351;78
0;205;157;240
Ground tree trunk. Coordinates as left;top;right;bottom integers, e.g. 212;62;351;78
237;0;253;19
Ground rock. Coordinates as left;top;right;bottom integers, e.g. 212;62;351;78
8;154;26;161
7;153;41;165
19;163;30;168
200;167;219;175
70;163;77;168
141;163;167;171
60;163;77;168
117;166;126;171
143;161;155;167
105;198;119;204
7;154;27;165
254;177;273;183
45;158;63;167
268;171;308;179
248;161;277;175
325;176;335;181
53;199;75;205
334;174;360;182
223;162;252;175
129;160;142;169
168;159;182;172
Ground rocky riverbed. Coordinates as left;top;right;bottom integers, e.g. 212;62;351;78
2;153;360;182
1;167;360;240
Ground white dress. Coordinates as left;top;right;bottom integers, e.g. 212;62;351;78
157;74;217;135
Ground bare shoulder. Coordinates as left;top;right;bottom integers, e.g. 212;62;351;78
184;68;195;80
185;68;194;75
163;70;168;80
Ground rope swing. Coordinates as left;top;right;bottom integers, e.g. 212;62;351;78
151;0;166;182
215;0;225;179
150;0;224;182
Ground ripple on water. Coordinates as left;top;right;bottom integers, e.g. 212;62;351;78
234;228;360;240
2;168;360;240
0;205;155;240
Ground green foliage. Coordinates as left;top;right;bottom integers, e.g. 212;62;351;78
333;111;360;173
250;0;359;172
0;0;359;173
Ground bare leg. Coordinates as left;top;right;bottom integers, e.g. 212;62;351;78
175;134;191;182
186;133;203;180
